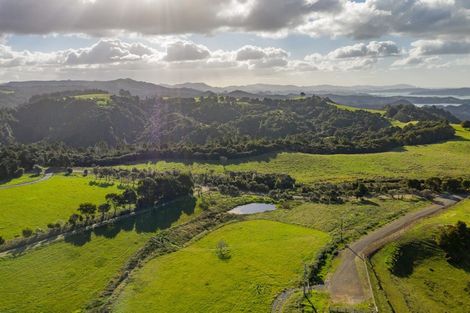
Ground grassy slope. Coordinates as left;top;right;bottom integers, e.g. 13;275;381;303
114;220;330;313
0;197;202;313
119;126;470;184
0;174;119;239
371;199;470;313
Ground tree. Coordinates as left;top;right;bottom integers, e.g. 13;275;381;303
98;203;111;220
106;193;121;215
68;213;80;225
461;120;470;129
136;177;158;207
437;221;470;263
354;183;368;200
122;189;137;208
83;169;88;177
66;167;73;176
22;228;33;238
442;178;462;193
407;179;422;190
77;203;97;218
32;164;43;176
425;177;442;192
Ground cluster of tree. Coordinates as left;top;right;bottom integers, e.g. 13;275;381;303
396;121;456;145
385;103;460;123
194;171;295;196
462;120;470;129
437;221;470;264
405;177;470;193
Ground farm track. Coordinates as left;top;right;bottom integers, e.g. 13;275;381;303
328;194;463;305
0;173;53;190
271;194;463;312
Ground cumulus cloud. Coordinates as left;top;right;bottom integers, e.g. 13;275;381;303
327;41;401;59
303;41;401;71
0;38;400;76
65;40;159;65
408;39;470;56
393;39;470;67
164;41;211;62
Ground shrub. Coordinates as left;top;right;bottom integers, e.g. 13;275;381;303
22;228;33;238
216;240;231;260
0;236;5;245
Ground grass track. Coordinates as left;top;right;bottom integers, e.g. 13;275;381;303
0;173;44;187
113;220;330;313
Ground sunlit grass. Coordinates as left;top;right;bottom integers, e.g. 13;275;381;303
113;220;330;313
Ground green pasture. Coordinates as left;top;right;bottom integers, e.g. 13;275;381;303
0;197;201;313
118;126;470;184
0;174;119;239
74;93;111;105
113;220;330;313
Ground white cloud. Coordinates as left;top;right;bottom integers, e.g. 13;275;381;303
327;41;401;59
393;39;470;67
304;41;401;71
164;41;211;62
65;40;160;65
0;39;401;77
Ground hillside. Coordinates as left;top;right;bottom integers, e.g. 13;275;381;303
385;103;460;123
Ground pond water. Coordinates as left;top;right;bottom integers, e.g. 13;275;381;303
228;203;276;215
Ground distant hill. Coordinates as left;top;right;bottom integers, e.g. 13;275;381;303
438;104;470;121
0;79;209;108
411;88;470;97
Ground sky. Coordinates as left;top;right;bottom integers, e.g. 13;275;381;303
0;0;470;87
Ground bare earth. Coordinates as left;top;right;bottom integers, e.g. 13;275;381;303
328;195;463;305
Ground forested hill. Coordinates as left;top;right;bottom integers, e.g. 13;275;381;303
0;92;454;151
385;103;461;123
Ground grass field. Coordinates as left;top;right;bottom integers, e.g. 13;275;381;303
251;197;429;242
0;197;202;313
0;174;119;239
119;125;470;184
370;198;470;313
113;220;330;313
74;93;111;105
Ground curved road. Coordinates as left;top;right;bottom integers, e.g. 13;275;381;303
0;173;53;190
328;195;463;305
